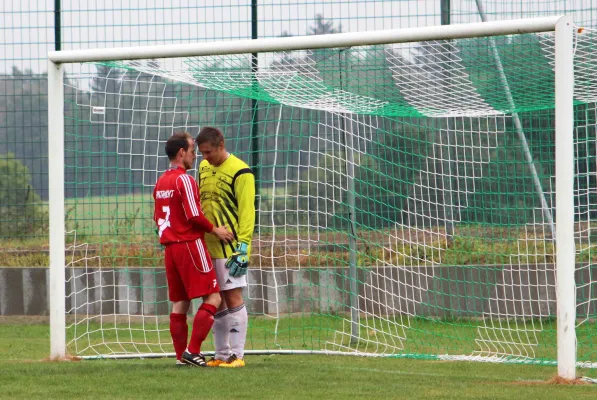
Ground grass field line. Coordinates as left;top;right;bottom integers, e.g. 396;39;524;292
78;354;524;382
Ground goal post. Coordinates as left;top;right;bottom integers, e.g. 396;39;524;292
554;16;575;380
47;16;581;379
48;59;66;361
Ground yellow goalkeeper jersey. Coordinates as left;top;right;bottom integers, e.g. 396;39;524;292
197;154;255;259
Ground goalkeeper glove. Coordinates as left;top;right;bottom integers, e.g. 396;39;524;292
226;242;249;277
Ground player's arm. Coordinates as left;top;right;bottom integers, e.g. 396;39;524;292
176;174;214;233
177;174;233;242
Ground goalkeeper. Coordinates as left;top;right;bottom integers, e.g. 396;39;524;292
195;126;255;368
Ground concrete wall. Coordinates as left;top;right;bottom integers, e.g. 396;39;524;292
1;264;597;318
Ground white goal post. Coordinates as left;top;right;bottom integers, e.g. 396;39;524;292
47;16;576;379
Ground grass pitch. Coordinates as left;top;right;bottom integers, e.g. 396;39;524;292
1;321;596;399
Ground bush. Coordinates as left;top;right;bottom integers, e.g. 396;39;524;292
0;153;47;237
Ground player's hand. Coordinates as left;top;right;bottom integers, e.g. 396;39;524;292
226;242;249;277
212;225;234;243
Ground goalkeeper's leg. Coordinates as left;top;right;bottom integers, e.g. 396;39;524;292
227;301;248;360
208;307;231;366
220;288;247;368
208;259;235;366
213;258;248;368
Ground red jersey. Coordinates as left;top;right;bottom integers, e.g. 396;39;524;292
153;166;214;245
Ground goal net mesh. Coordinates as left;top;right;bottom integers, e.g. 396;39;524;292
61;27;597;365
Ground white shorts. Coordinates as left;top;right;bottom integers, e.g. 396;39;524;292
214;258;247;291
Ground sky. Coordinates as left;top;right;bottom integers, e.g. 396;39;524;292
1;0;597;74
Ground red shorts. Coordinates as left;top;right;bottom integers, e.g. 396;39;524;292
164;239;220;302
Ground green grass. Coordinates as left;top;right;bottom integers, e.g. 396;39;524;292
4;191;597;267
64;193;154;236
1;321;596;399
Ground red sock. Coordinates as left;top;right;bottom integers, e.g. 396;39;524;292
169;313;188;360
187;303;217;354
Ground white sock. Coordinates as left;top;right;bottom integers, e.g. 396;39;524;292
213;309;230;360
228;304;248;359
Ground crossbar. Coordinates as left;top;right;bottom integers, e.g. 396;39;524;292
48;16;561;64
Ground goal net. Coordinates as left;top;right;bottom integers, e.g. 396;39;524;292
52;19;597;368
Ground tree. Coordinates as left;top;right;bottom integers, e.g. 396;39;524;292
0;66;76;200
0;153;47;236
0;67;49;201
308;14;342;35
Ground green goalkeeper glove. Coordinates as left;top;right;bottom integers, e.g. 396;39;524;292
226;242;249;277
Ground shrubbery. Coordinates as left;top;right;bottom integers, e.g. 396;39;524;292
0;153;47;237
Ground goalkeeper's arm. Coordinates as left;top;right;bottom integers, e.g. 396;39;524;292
225;171;255;277
234;171;256;246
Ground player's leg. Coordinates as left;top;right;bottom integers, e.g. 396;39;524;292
182;289;219;367
183;291;220;367
164;244;191;365
171;300;191;366
219;287;248;368
208;258;232;366
187;292;220;354
180;239;221;367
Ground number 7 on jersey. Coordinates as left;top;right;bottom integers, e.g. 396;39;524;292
157;206;170;237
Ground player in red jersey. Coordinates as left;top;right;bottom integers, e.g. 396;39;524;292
153;131;234;367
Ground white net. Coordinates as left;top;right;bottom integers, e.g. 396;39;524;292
59;26;597;366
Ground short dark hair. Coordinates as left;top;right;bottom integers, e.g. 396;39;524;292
195;126;224;147
165;132;193;160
